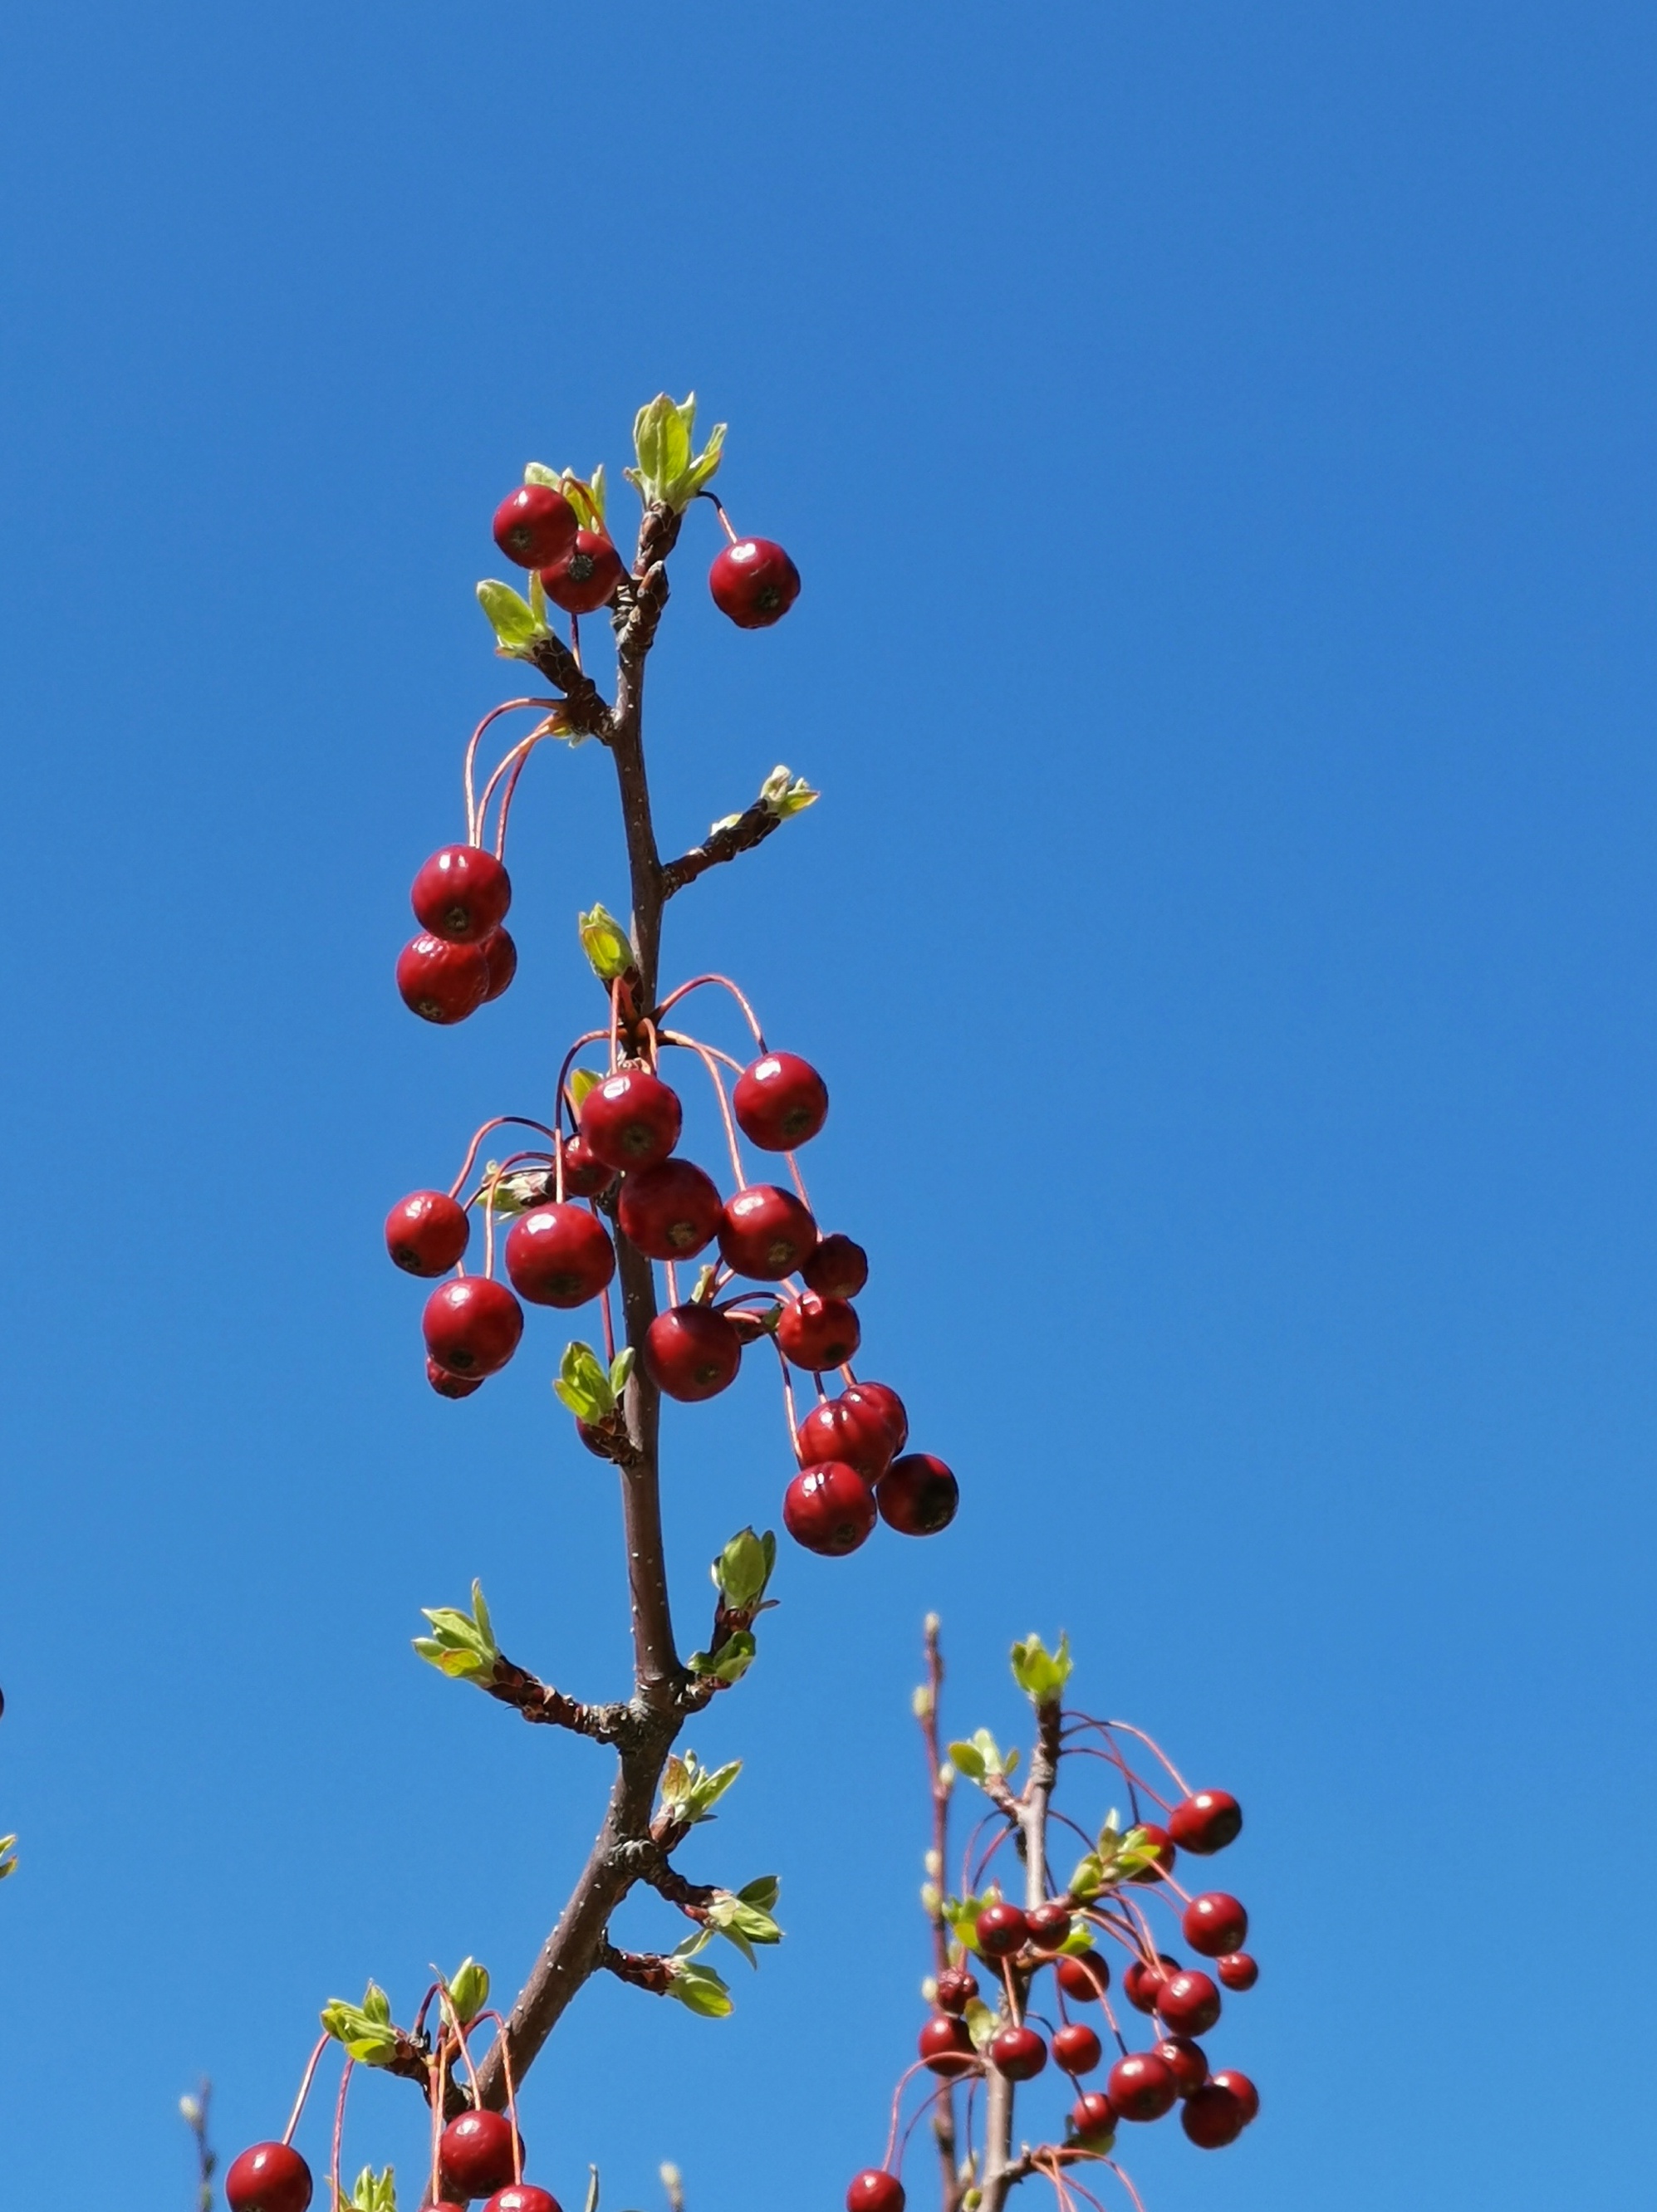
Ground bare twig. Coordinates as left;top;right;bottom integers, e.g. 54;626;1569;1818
484;1659;639;1745
660;800;782;898
917;1619;965;2212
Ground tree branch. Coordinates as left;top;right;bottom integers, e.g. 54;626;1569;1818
485;1657;638;1745
522;632;612;741
918;1618;966;2212
981;1699;1063;2212
659;800;782;898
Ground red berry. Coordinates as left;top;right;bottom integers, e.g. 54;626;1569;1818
1217;1951;1258;1990
875;1452;958;1536
777;1290;860;1371
795;1395;897;1482
423;1277;523;1377
439;2112;522;2200
974;1901;1029;1956
1052;2023;1102;2075
386;1190;469;1276
558;1133;614;1198
708;537;801;629
718;1185;817;1279
846;2172;904;2212
1154;2035;1209;2097
493;482;576;569
645;1305;742;1401
483;2190;562;2212
225;2143;313;2212
1156;1969;1222;2038
618;1158;723;1259
580;1068;682;1172
934;1965;978;2014
1122;1955;1178;2014
504;1205;616;1308
1209;2068;1260;2124
733;1051;828;1148
480;927;517;1001
411;845;512;943
427;1356;483;1399
1180;2084;1246;2150
397;934;489;1024
783;1462;877;1554
1168;1790;1243;1855
1026;1901;1073;1951
1056;1950;1110;2002
917;2012;976;2074
1068;2092;1118;2144
990;2024;1047;2080
841;1379;907;1451
1127;1823;1177;1882
1183;1892;1248;1958
1107;2051;1177;2122
802;1232;869;1298
540;529;625;614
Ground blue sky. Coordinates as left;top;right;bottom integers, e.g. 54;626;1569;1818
2;4;1654;2207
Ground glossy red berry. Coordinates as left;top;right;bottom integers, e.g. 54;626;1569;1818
990;2024;1047;2081
1068;2092;1118;2144
540;529;625;614
1154;2035;1209;2097
796;1395;897;1482
1026;1901;1073;1951
917;2012;976;2074
934;1965;978;2014
876;1452;958;1536
718;1184;817;1279
580;1068;683;1172
974;1901;1029;1955
802;1232;869;1298
846;2172;905;2212
841;1379;908;1451
225;2143;312;2212
1217;1951;1258;1990
733;1051;828;1148
618;1158;723;1259
386;1190;469;1276
645;1305;742;1402
411;845;512;943
505;1205;616;1308
1107;2051;1177;2123
1127;1822;1177;1882
480;927;517;1001
1052;2023;1102;2076
1122;1955;1178;2014
1156;1968;1222;2038
708;537;801;629
777;1290;860;1371
1209;2068;1260;2124
397;934;490;1024
783;1462;877;1555
1169;1790;1243;1855
439;2112;522;2200
1183;1892;1248;1957
1056;1950;1110;2001
427;1356;483;1399
1180;2084;1246;2150
558;1133;614;1198
493;482;576;569
483;2190;562;2212
423;1277;524;1377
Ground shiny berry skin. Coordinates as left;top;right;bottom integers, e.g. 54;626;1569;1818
1183;1892;1248;1957
1217;1950;1258;1990
505;1205;616;1309
618;1158;723;1259
991;2024;1047;2081
975;1901;1029;1956
733;1051;828;1148
1127;1822;1177;1882
796;1395;896;1482
1123;1955;1179;2014
917;2012;976;2074
411;845;512;943
777;1290;860;1371
841;1379;907;1451
645;1305;742;1402
439;2112;523;2200
783;1461;877;1554
580;1068;683;1172
386;1190;469;1276
225;2143;313;2212
493;482;576;569
1107;2051;1177;2122
1155;2035;1209;2097
1209;2068;1259;2124
1068;2092;1118;2144
934;1965;978;2014
1056;1950;1110;2001
398;933;490;1024
480;927;517;1001
423;1277;524;1377
718;1184;817;1279
802;1232;869;1298
559;1133;614;1198
708;537;801;629
1052;2023;1102;2075
846;2172;904;2212
1156;1969;1222;2038
1026;1901;1073;1951
427;1356;483;1399
1169;1790;1243;1855
541;529;625;614
876;1453;958;1536
483;2190;562;2212
1180;2084;1246;2150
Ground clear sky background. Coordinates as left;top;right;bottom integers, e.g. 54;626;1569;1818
2;5;1653;2208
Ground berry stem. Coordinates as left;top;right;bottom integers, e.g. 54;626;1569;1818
654;973;767;1046
447;1117;560;1202
699;491;740;545
328;2058;354;2212
659;1030;748;1185
463;698;560;844
281;2033;330;2146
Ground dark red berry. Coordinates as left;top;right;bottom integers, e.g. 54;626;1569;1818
990;2024;1047;2081
934;1965;978;2014
1217;1951;1258;1990
708;537;801;629
438;2112;522;2200
917;2012;976;2074
1127;1823;1177;1882
1183;1892;1248;1958
423;1277;523;1377
1068;2092;1118;2144
802;1232;869;1299
386;1190;469;1276
1026;1901;1073;1951
1180;2084;1246;2150
974;1901;1029;1956
1168;1790;1243;1855
580;1068;682;1172
1123;1955;1179;2014
876;1453;958;1536
493;482;576;569
645;1305;742;1402
795;1395;897;1482
540;529;624;614
1156;1969;1222;2038
558;1133;614;1198
427;1356;483;1399
1052;2023;1102;2075
783;1461;876;1555
846;2171;904;2212
411;846;512;943
733;1051;828;1148
1209;2068;1259;2124
397;934;489;1025
225;2143;312;2212
777;1290;860;1371
1107;2051;1177;2122
841;1379;907;1451
1056;1950;1110;2002
618;1158;723;1259
480;927;517;1001
483;2190;562;2212
718;1184;817;1279
504;1205;616;1308
1154;2035;1209;2097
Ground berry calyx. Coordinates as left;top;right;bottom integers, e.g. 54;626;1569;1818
708;537;801;629
540;529;625;614
1026;1901;1074;1951
1154;2035;1209;2097
1183;1892;1248;1957
917;2012;976;2074
580;1068;683;1172
974;1901;1029;1956
504;1205;616;1308
645;1305;742;1402
733;1051;828;1148
875;1453;958;1536
718;1184;818;1279
411;845;512;944
493;482;576;569
777;1290;861;1371
934;1965;979;2014
386;1190;470;1276
1217;1951;1258;1990
1106;2051;1178;2123
427;1356;483;1399
841;1379;908;1451
1056;1950;1110;2001
1209;2068;1260;2124
1179;2084;1247;2150
438;2112;522;2200
225;2143;313;2212
617;1158;723;1259
1122;1954;1179;2014
1052;2023;1102;2075
846;2172;905;2212
423;1277;524;1377
1169;1789;1243;1855
558;1133;614;1198
795;1394;897;1483
802;1232;869;1298
482;2190;562;2212
990;2024;1047;2080
480;927;517;1002
397;934;490;1025
1155;1968;1222;2038
783;1462;877;1555
1067;2092;1118;2145
1127;1823;1177;1882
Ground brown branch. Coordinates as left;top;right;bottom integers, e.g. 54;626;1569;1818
522;631;613;741
615;1839;717;1917
659;800;782;898
917;1617;965;2212
597;1941;673;1995
982;1697;1064;2212
484;1657;638;1745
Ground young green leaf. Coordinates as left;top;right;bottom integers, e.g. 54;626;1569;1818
608;1347;635;1399
413;1581;499;1684
0;1834;17;1881
566;1066;604;1113
625;393;727;511
349;2166;398;2212
1010;1632;1073;1706
553;1340;615;1422
664;1956;733;2018
448;1958;489;2025
319;1992;402;2067
577;903;634;982
476;580;545;655
963;1998;998;2053
757;765;819;819
523;462;561;488
948;1740;986;1781
712;1526;773;1611
737;1873;781;1911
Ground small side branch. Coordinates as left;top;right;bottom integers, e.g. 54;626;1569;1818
597;1942;674;1995
660;800;782;898
523;632;613;741
486;1657;637;1745
612;1838;717;1918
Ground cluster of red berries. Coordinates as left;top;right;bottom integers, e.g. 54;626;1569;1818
223;2108;561;2212
396;841;517;1026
